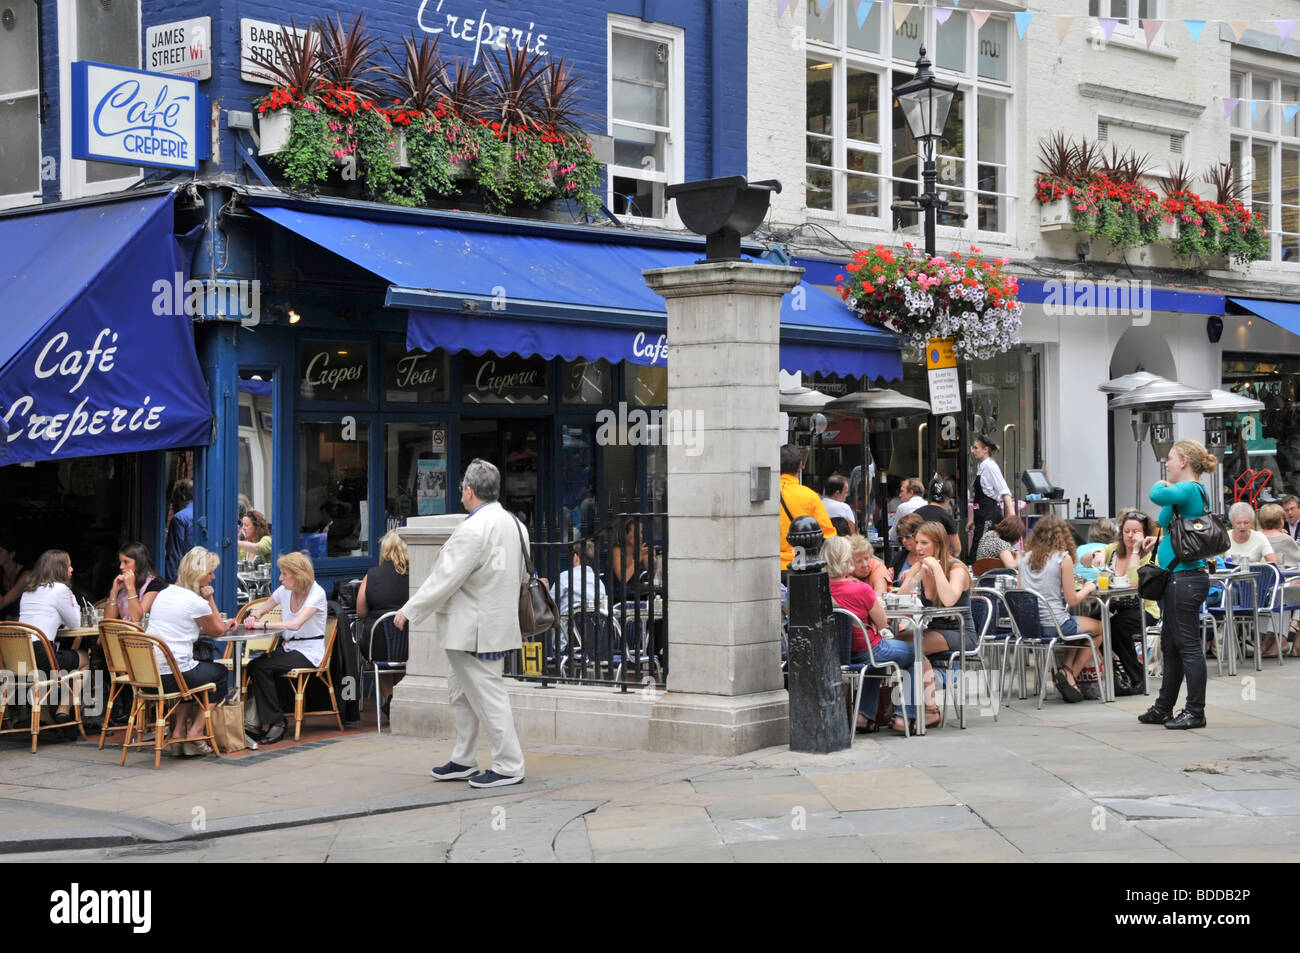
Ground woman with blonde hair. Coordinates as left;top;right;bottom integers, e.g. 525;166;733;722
821;535;915;732
244;552;330;745
896;521;976;729
144;547;235;754
847;534;891;595
1019;515;1103;703
1140;439;1217;730
357;530;411;712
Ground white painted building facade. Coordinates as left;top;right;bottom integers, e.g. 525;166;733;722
748;0;1300;515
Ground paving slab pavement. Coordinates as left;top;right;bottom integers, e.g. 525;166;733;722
3;661;1300;862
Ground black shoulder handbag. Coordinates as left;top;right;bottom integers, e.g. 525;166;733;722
1169;484;1229;564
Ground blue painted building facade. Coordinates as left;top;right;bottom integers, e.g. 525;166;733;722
5;0;754;607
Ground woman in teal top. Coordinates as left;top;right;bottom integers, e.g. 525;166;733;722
1140;439;1216;731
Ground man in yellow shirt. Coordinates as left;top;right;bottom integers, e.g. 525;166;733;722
779;445;835;571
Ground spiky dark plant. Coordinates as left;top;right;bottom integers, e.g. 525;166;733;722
384;32;446;112
1074;136;1101;180
317;12;385;99
1205;160;1249;204
440;58;490;119
485;46;547;134
1037;131;1077;180
1157;159;1196;197
248;21;322;99
537;58;589;136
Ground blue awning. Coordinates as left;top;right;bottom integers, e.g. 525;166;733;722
1230;297;1300;335
0;193;212;463
249;203;902;381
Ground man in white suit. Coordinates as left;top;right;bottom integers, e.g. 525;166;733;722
395;459;527;788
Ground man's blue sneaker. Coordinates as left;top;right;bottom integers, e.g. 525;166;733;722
467;770;524;789
431;761;480;781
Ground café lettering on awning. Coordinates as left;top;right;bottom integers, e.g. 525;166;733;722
0;192;212;464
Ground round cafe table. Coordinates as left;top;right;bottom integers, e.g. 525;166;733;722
1084;585;1137;703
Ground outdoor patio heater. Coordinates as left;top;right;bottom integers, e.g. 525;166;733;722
1108;378;1212;504
1098;372;1169;509
825;388;933;546
1173;389;1266;512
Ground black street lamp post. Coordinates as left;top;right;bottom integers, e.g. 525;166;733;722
891;48;972;555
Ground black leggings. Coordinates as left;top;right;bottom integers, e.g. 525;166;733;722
1155;570;1210;717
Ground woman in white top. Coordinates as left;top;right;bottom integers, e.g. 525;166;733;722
1257;503;1300;655
17;550;88;723
146;547;235;754
971;435;1016;545
1225;502;1275;565
244;552;330;745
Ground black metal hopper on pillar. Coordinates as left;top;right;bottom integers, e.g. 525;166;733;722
664;176;782;261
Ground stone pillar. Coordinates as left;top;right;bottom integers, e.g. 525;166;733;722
388;514;464;739
642;260;801;755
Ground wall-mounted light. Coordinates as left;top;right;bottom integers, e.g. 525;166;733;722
288;309;300;324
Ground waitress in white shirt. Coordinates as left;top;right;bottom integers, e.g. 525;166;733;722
244;552;330;745
146;547;235;754
972;435;1016;545
18;550;89;726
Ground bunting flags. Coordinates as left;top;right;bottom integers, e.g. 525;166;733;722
1224;99;1239;119
778;1;1300;62
1285;104;1300;125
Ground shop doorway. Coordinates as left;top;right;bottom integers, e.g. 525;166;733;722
460;419;545;532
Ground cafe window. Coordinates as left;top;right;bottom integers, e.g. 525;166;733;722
625;365;668;406
0;2;41;208
462;353;549;405
59;0;142;198
299;421;370;559
805;4;1013;234
385;342;449;404
386;421;450;529
299;339;371;403
562;358;613;404
1222;354;1300;496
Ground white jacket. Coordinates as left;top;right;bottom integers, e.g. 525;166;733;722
400;500;526;653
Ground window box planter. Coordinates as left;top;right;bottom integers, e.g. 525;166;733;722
1039;197;1075;232
389;129;410;170
259;108;293;156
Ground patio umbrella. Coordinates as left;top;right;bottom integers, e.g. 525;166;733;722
779;385;836;414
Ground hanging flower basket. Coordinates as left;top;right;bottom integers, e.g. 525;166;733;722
837;244;1023;362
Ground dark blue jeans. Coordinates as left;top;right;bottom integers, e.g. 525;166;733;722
1155;569;1209;717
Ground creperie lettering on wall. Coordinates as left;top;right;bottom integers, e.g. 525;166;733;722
3;328;167;456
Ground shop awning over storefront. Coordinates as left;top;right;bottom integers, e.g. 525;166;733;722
248;203;902;381
1229;297;1300;335
0;192;212;464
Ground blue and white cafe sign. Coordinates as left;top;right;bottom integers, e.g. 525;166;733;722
71;61;210;170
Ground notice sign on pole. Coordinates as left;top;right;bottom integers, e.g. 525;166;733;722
145;17;211;80
925;337;962;414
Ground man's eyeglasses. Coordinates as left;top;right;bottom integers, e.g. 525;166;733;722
901;533;915;541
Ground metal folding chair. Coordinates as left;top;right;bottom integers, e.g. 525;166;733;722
832;606;911;739
1001;588;1104;709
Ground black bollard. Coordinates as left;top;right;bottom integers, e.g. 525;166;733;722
786;517;851;753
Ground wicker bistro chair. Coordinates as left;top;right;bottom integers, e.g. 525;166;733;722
360;611;406;735
97;619;143;750
1000;588;1105;710
0;623;87;752
832;606;911;739
117;632;221;769
222;598;281;676
280;616;344;741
